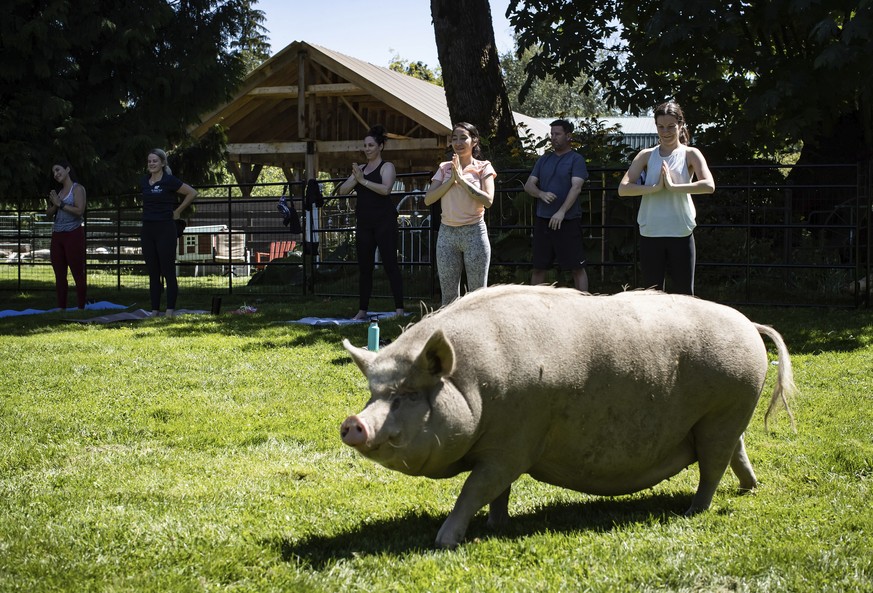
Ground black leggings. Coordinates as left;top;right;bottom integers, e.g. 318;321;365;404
356;218;403;311
638;234;696;295
141;220;179;310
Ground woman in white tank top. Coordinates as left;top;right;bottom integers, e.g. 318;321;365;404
617;102;715;295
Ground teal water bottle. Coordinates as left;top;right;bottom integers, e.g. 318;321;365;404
367;320;380;352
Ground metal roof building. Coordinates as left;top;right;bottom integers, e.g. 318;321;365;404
538;116;658;151
600;117;658;150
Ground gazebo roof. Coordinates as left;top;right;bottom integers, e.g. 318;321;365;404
190;41;550;176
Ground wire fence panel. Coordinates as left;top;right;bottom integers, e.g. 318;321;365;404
1;163;869;308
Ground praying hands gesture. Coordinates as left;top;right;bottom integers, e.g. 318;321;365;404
425;153;495;207
351;163;365;184
660;161;675;190
449;154;464;184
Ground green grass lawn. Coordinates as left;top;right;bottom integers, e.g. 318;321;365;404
1;291;871;592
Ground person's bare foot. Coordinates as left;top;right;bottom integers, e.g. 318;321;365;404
352;310;368;321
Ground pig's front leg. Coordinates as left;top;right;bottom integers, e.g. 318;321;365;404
435;466;519;549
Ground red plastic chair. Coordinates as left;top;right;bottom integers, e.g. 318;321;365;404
255;240;295;270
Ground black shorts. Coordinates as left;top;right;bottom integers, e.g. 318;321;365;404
532;216;586;270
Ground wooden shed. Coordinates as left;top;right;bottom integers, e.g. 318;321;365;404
189;41;550;188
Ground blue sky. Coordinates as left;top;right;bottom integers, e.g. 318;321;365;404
255;0;515;68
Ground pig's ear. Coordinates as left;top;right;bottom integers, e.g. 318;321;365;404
411;329;455;380
343;338;376;375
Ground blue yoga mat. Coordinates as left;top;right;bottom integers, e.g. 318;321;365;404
65;309;208;324
0;301;128;319
287;312;407;327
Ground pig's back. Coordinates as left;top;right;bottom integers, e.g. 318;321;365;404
413;285;766;391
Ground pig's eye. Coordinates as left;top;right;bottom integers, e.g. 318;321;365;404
390;393;420;411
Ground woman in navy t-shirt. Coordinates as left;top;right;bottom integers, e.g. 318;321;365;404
140;148;198;317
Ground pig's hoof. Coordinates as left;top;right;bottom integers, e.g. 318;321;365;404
435;539;459;550
486;512;509;529
682;505;706;517
435;523;464;549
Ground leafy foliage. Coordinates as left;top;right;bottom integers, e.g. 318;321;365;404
0;0;255;202
389;53;443;86
507;0;873;161
503;117;635;170
500;42;612;118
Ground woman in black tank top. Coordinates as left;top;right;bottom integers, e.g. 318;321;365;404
337;125;405;320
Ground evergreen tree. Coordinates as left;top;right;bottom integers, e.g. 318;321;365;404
0;0;252;203
232;0;271;73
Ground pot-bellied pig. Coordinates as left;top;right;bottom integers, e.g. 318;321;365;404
341;285;795;548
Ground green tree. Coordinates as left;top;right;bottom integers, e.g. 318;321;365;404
389;53;443;86
0;0;253;203
232;0;271;73
500;43;610;118
507;0;873;163
431;0;517;154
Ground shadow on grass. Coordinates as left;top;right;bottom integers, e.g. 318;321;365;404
272;492;690;567
5;290;869;354
739;306;873;354
0;298;415;348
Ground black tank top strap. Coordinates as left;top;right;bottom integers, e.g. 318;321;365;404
364;160;386;181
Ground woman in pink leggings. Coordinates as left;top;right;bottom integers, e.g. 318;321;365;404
46;160;87;309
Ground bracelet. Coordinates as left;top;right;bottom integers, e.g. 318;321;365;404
58;203;64;210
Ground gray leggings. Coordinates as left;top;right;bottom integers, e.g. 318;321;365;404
436;219;491;306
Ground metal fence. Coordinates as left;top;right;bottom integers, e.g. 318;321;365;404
1;162;870;308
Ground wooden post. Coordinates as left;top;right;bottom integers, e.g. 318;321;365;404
225;161;263;198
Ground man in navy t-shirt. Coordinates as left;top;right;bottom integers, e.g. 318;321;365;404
524;119;590;291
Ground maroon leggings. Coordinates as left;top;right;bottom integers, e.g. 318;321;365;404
51;226;87;309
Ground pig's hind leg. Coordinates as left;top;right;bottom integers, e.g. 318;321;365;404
685;416;750;515
729;434;758;491
487;486;511;528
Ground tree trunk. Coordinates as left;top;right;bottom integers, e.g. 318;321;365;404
431;0;517;154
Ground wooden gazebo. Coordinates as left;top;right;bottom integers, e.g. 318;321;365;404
190;41;549;189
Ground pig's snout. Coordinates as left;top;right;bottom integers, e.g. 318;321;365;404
340;415;369;447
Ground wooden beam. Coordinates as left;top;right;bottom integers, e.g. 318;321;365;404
340;96;370;129
228;142;308;155
225;162;263;197
248;83;364;99
226;138;443;155
298;51;307;139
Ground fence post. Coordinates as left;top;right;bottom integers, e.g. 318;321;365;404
115;202;122;290
226;186;234;294
861;160;872;308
